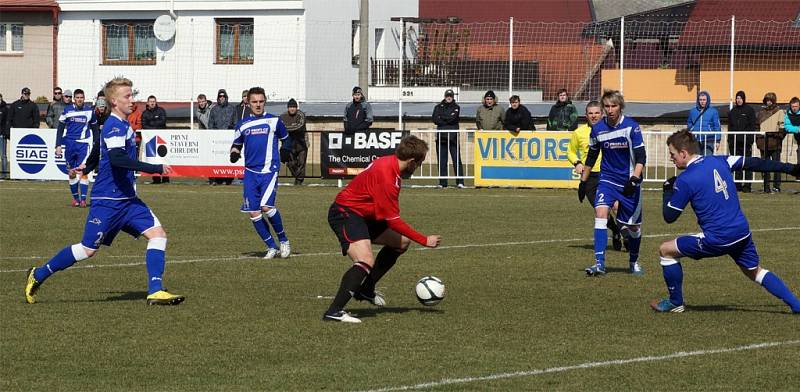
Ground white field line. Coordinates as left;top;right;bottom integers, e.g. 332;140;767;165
1;226;798;274
359;340;800;392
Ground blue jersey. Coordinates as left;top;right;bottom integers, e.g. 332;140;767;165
59;104;97;141
667;155;750;245
232;113;288;173
589;115;645;186
92;113;138;201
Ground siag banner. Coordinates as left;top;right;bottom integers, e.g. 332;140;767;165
10;128;70;180
140;129;244;178
473;131;579;188
320;129;405;178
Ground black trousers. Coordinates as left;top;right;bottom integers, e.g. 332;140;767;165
436;132;464;187
286;140;308;184
727;133;755;188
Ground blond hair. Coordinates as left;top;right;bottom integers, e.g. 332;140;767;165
601;89;625;111
103;77;133;102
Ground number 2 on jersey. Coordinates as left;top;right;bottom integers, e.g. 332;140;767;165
713;169;729;200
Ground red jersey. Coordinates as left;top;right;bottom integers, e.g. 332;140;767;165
334;155;427;245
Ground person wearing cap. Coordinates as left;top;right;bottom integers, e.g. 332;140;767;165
0;93;9;177
46;87;70;129
279;98;308;185
432;89;464;188
235;89;252;122
208;88;237;130
476;90;504;130
9;87;40;129
344;86;373;133
93;97;110;127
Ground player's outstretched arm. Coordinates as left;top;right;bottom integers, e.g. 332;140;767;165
107;148;164;174
662;176;682;224
737;156;800;177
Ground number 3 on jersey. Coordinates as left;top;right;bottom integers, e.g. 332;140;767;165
713;169;729;200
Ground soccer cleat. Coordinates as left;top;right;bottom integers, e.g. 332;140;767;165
456;183;466;189
279;241;292;259
353;290;386;307
71;199;79;207
24;267;41;304
322;310;362;323
79;200;87;208
612;232;623;251
629;261;645;276
585;263;607;277
650;298;685;313
146;290;185;306
264;248;279;259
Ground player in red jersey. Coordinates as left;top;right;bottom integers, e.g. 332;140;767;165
323;135;442;322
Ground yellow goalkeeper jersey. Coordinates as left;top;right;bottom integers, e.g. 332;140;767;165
567;123;602;173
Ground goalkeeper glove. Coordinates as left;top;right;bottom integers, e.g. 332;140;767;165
577;181;587;203
663;176;676;193
230;151;241;163
623;176;642;197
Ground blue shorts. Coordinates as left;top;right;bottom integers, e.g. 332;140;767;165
675;233;759;270
241;170;278;212
594;180;643;225
81;199;161;250
63;139;92;170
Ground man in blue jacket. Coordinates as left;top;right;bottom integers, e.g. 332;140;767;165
687;91;720;156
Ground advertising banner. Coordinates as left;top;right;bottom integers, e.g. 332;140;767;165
473;131;579;188
10;128;69;180
140;129;244;178
320;130;405;178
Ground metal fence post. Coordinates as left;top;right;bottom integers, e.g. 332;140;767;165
398;18;404;131
509;17;513;97
620;16;625;94
730;15;735;110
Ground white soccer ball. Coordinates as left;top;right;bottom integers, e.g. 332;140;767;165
415;276;445;306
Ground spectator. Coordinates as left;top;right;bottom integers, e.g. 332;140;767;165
9;87;40;129
195;93;212;129
141;95;167;129
475;90;504;130
687;90;721;156
504;95;534;133
784;96;800;163
546;89;578;131
94;98;109;127
235;89;251;122
0;93;8;177
432;88;464;188
727;90;758;192
208;89;236;130
755;92;785;193
127;100;143;147
46;87;69;129
279;98;308;185
344;86;373;133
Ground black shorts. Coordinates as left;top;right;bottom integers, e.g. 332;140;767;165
585;172;600;208
328;203;388;255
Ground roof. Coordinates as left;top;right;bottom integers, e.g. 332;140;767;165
583;1;694;39
590;0;691;22
419;0;593;23
680;0;800;46
0;0;58;9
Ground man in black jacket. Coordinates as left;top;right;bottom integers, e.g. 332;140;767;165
141;95;169;183
343;86;372;133
432;89;464;188
504;95;534;133
9;87;40;129
727;90;758;192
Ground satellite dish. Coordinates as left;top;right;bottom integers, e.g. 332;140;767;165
154;15;176;41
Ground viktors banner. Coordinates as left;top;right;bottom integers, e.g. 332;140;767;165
473;131;579;188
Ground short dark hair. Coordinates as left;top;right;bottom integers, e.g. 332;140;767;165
54;87;62;92
666;129;699;155
247;87;266;100
395;135;429;162
509;95;520;103
73;89;85;97
197;93;207;100
147;95;156;101
585;100;601;112
790;96;800;105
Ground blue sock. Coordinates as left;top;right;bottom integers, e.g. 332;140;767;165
146;238;167;294
79;180;89;203
593;218;607;267
660;258;684;305
266;209;288;242
628;234;642;264
251;216;277;249
34;244;88;283
760;271;800;312
69;178;79;201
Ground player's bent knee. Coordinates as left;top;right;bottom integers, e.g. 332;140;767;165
626;227;642;238
143;226;167;239
147;237;167;251
72;243;93;260
264;208;278;217
396;236;411;253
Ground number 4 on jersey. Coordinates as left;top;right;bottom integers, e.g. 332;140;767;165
713;169;729;200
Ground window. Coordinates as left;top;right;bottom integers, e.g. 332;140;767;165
351;20;359;66
102;21;156;65
0;23;24;53
216;19;254;64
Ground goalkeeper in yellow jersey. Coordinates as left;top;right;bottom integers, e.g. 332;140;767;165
567;101;624;251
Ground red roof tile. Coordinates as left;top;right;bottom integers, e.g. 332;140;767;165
0;0;58;9
680;0;800;46
419;0;593;23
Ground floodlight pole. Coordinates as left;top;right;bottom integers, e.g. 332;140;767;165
398;17;404;131
359;0;369;98
729;15;735;110
509;17;513;97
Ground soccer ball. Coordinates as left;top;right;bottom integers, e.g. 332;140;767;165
415;276;445;306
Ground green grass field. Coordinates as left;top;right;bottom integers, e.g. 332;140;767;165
2;181;799;391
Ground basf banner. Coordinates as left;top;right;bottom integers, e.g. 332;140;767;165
473;131;579;188
320;130;405;178
10;128;69;180
140;129;243;178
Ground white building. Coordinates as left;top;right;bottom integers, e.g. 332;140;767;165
55;0;417;102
